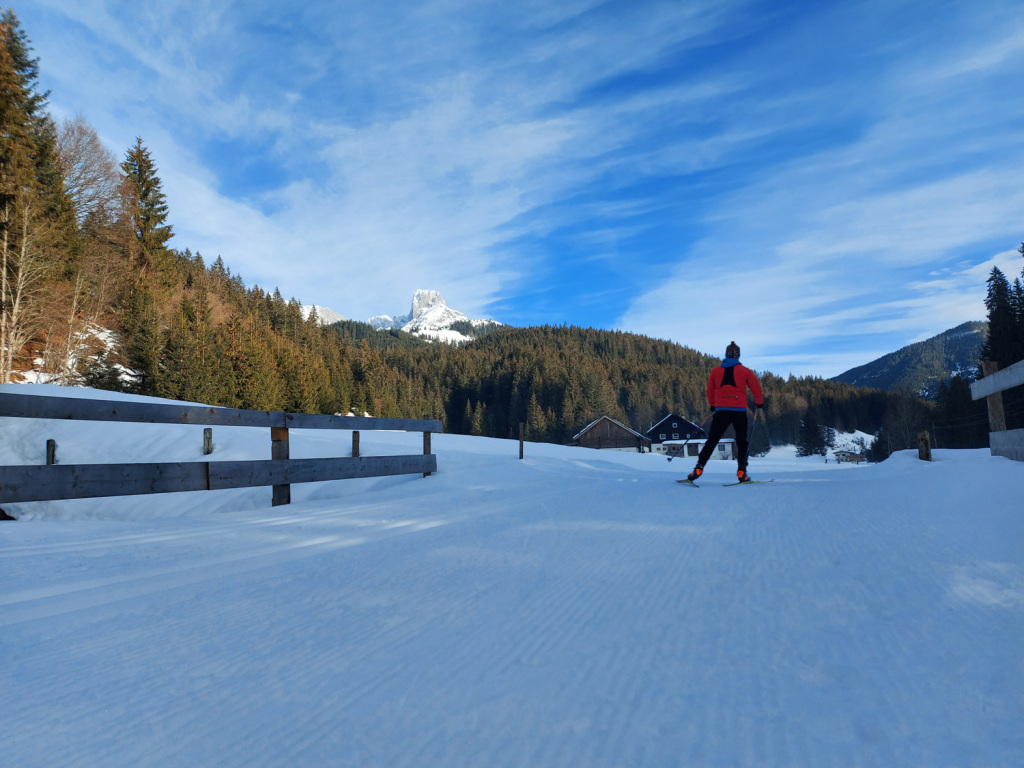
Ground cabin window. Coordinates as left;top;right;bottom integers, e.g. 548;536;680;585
672;433;679;439
659;433;666;440
688;444;699;456
671;422;678;428
717;444;726;452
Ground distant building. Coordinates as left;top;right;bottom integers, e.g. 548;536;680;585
834;451;867;464
645;413;706;444
646;412;737;460
660;438;737;461
572;416;652;453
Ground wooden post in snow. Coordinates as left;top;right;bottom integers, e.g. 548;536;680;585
423;431;432;477
46;439;57;465
519;422;525;460
917;430;932;462
271;427;290;506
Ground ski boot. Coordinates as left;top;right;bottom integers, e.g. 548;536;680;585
736;469;752;483
686;464;704;483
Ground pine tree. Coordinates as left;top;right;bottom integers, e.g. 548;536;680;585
120;137;172;272
796;413;825;457
117;276;161;394
981;267;1016;367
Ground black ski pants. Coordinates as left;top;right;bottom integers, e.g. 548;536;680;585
697;410;749;470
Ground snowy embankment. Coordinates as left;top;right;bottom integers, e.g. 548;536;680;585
1;385;1022;767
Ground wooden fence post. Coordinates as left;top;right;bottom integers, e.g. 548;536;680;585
519;422;524;460
271;427;290;506
352;430;360;457
203;428;213;455
423;431;432;477
918;430;932;461
981;361;1007;432
46;439;57;465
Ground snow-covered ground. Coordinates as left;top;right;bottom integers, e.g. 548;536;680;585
1;385;1022;767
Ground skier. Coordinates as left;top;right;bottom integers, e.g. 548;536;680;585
687;341;764;484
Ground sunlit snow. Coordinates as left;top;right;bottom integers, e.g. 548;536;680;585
1;384;1021;767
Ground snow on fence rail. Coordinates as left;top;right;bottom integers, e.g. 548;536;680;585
971;359;1024;462
0;393;441;506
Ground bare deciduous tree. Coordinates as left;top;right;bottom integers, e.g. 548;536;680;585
1;194;54;382
57;114;122;225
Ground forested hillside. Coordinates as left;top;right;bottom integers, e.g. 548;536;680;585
832;321;986;398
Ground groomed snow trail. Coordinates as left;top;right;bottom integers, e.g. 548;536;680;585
1;397;1022;766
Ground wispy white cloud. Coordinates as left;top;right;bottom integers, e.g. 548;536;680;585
618;0;1024;376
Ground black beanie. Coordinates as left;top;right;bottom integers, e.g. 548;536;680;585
726;341;740;359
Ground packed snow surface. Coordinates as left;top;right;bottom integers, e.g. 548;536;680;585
1;385;1021;767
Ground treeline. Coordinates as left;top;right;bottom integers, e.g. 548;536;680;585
0;9;943;457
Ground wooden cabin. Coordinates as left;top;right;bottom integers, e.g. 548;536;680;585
572;416;652;453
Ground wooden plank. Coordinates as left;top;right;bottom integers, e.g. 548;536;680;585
971;359;1024;400
0;455;437;503
208;456;437;490
0;392;442;433
990;428;1024;462
280;412;442;433
0;462;211;502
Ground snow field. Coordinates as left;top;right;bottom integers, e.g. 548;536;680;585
1;385;1022;767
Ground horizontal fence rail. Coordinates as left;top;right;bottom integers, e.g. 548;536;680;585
0;455;437;503
0;393;442;507
970;359;1024;401
0;393;442;433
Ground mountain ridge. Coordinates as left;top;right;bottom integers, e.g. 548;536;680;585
831;321;987;398
308;289;502;343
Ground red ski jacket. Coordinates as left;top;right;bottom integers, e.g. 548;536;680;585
707;359;764;412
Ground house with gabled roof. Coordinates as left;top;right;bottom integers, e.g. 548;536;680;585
646;412;737;460
572;416;651;453
645;413;706;444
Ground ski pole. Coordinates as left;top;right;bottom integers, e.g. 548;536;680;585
747;407;765;456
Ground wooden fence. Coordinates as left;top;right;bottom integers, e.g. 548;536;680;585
971;359;1024;462
0;393;441;506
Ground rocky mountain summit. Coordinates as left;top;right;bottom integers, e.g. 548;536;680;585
367;289;502;343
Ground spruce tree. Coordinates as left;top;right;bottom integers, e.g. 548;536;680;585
120;137;172;272
981;267;1015;367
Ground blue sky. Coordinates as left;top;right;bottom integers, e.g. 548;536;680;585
18;0;1024;377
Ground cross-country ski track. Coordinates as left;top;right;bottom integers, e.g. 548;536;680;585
1;385;1021;767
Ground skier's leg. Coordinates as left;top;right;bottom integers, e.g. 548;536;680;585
734;411;750;471
696;412;729;467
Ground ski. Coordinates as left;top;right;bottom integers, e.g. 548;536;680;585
676;478;700;487
722;479;774;486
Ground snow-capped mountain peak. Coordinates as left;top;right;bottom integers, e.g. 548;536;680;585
369;290;501;343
